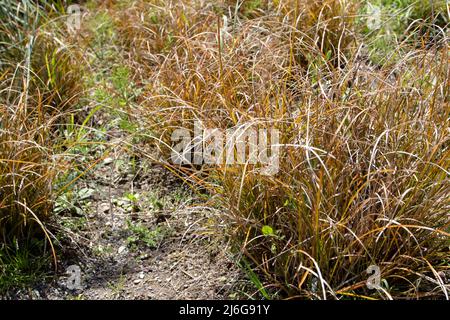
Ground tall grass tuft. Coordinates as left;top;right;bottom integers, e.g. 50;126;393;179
0;0;83;246
112;0;450;299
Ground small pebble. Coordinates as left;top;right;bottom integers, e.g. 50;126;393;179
99;203;110;213
103;157;114;165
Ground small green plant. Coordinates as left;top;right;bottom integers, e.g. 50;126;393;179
147;192;164;211
54;187;95;216
60;216;88;233
112;66;131;96
112;193;141;213
125;220;167;249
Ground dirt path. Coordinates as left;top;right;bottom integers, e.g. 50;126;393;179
16;138;242;299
